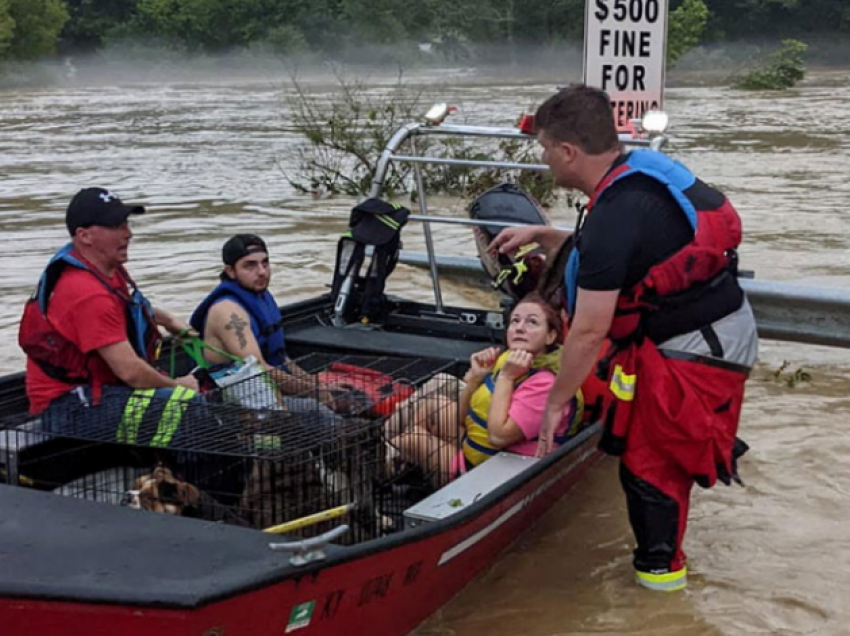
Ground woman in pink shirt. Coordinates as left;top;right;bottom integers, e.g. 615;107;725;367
387;293;583;486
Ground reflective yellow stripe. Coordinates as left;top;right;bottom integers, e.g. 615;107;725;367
565;388;585;437
376;215;400;230
150;387;196;448
635;567;687;592
609;364;636;401
117;389;155;444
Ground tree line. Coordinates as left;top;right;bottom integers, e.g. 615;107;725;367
1;0;847;62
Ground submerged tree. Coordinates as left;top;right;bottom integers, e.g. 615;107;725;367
733;38;807;90
286;72;554;203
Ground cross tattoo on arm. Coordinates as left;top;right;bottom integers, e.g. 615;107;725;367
225;312;249;349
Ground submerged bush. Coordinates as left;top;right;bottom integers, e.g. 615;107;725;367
733;39;808;90
285;71;554;204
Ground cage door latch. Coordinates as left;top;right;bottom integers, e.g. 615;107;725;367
268;524;350;566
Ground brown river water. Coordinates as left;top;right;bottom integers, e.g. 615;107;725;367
1;66;849;635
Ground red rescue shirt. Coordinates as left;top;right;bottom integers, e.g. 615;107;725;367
26;267;131;415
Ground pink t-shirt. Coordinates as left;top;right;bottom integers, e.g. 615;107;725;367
506;371;574;457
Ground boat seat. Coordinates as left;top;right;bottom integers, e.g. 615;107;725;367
402;452;538;529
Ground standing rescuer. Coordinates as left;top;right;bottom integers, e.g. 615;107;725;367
490;85;758;592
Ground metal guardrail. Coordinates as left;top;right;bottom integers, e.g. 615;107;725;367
398;251;850;349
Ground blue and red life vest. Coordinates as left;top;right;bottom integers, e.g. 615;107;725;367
564;150;750;489
19;244;161;385
565;149;742;340
190;280;287;368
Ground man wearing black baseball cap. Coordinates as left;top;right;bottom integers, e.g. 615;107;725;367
20;188;199;432
65;187;146;235
190;234;337;406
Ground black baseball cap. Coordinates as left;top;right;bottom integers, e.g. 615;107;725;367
222;234;268;266
66;188;145;235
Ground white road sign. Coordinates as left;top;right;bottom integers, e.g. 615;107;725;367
584;0;669;131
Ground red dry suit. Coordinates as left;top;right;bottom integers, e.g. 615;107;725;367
565;150;755;586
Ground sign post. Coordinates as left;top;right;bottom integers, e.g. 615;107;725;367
583;0;669;132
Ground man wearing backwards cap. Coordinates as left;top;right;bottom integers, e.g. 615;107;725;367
190;234;335;404
20;188;200;434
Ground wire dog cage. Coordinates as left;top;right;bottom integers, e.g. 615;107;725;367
0;354;463;544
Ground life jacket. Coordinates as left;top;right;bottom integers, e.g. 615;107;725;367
330;198;409;324
462;349;583;466
562;151;753;487
189;280;287;368
565;149;742;341
18;244;160;386
315;363;415;417
470;183;550;299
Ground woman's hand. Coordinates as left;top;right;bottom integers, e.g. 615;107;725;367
466;346;501;383
500;349;533;381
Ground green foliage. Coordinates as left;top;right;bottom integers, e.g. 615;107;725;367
4;0;68;60
667;0;709;65
286;73;554;204
62;0;140;51
260;25;307;55
0;0;14;60
1;0;846;65
341;0;410;44
135;0;304;51
733;38;807;90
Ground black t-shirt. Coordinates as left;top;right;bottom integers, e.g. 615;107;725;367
577;159;694;292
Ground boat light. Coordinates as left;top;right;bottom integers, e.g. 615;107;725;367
640;110;669;135
424;103;456;126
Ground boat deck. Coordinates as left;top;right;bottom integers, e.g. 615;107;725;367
0;483;306;608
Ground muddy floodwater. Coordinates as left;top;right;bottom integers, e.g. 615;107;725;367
1;67;849;635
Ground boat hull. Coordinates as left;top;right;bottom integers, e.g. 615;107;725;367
0;434;601;636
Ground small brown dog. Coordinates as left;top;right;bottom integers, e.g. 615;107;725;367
126;465;201;516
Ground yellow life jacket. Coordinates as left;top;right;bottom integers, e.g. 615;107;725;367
461;348;584;466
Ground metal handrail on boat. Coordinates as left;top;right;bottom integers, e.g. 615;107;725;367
331;119;666;324
348;117;850;350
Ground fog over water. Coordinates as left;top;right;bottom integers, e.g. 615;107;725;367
1;60;849;635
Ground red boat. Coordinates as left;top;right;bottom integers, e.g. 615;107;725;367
0;118;668;636
0;296;604;636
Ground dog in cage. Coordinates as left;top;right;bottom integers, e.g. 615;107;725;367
238;408;385;541
124;464;201;516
